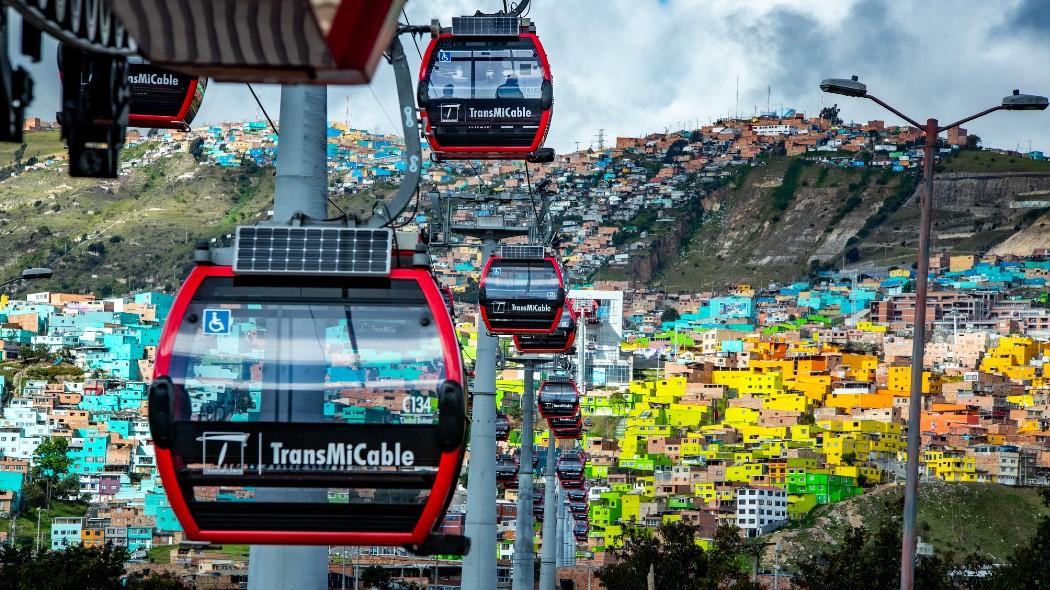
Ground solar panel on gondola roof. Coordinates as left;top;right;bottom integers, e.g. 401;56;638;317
234;227;392;275
451;16;519;36
499;245;545;260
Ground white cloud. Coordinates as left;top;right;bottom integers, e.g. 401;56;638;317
15;1;1050;154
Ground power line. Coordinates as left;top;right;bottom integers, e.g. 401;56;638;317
368;84;401;138
246;83;278;136
246;83;348;219
401;8;424;60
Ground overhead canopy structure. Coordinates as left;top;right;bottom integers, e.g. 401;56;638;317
108;0;404;84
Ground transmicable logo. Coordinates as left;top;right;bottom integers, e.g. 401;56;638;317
468;106;534;119
196;432;418;475
198;432;249;475
269;441;415;468
129;72;181;86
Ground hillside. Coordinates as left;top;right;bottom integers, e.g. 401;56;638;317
650;152;1050;291
0;136;394;297
770;481;1048;569
0;149;275;296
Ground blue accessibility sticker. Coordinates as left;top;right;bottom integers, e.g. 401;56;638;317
202;308;232;335
438;50;452;62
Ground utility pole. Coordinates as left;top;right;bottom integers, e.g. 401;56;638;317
818;75;1048;590
596;129;605;152
461;238;500;590
247;84;330;590
512;359;540;590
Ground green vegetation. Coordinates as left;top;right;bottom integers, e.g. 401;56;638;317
853;172;920;242
1;500;88;549
733;165;753;190
0;544;189;589
793;486;1050;590
119;141;158;162
780;482;1049;564
612;207;661;245
0;131;66;165
941;149;1050;173
0;151;276;296
147;544;250;564
597;522;761;590
771;158;805;213
826;167;877;230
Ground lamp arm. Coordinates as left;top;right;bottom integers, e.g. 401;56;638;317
865;95;926;130
939;106;1004;133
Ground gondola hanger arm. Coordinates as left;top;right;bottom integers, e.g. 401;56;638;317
366;35;422;228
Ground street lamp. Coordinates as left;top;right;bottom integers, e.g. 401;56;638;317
0;267;54;290
819;75;1047;590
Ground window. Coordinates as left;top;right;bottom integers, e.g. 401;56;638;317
172;291;447;426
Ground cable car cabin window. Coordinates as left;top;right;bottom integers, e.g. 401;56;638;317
484;261;560;300
422;37;550;151
539;383;577;403
170;302;445;429
427;43;544;101
161;276;458;534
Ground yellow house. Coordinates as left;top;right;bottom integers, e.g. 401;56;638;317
887;366;939;394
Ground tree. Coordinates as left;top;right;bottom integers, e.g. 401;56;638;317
32;437;72;509
361;565;394;590
125;571;190;590
793;518;958;590
820;104;843;126
965;135;981;150
0;544;129;590
661;308;680;323
596;522;761;590
187;137;205;162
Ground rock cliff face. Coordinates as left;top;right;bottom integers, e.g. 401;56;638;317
627;205;703;284
632;158;1050;291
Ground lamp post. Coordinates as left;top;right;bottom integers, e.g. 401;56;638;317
819;75;1047;590
0;267;53;291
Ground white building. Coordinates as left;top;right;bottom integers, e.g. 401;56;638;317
752;124;800;136
51;517;83;550
735;486;788;537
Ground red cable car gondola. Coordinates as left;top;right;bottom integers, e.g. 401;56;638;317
418;15;552;161
550;413;583;441
61;55;207;130
514;303;576;355
496;453;518;487
147;228;466;550
573;520;589;541
109;0;404;85
479;247;565;335
556;452;585;486
537;376;580;420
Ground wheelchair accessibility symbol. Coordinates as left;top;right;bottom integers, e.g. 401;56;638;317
202;308;232;335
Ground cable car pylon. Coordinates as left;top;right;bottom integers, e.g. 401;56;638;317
509;356;555;590
245;82;330;590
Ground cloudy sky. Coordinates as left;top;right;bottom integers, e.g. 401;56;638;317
14;0;1050;154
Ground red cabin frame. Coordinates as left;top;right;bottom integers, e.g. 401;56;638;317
478;255;565;335
418;31;553;159
153;264;464;546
